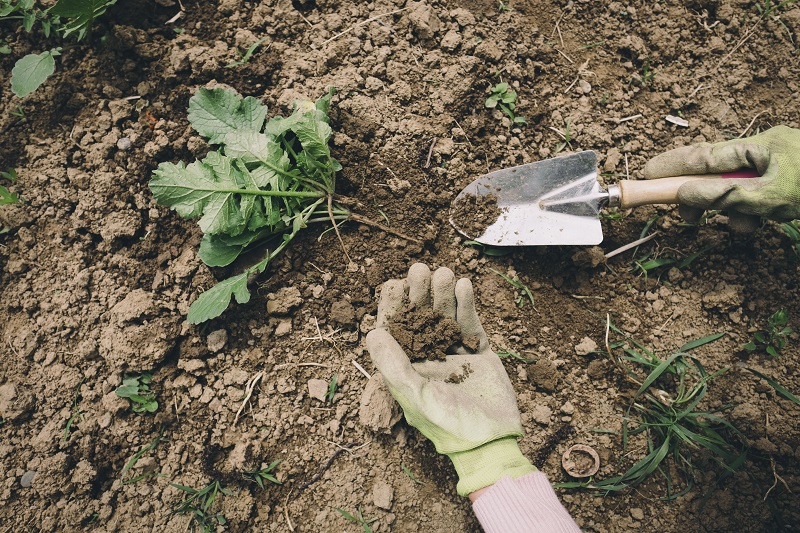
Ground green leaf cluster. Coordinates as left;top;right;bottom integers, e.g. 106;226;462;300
170;480;232;533
0;168;19;205
336;506;378;533
485;82;527;125
243;459;282;488
744;308;793;357
150;87;347;324
115;374;158;413
5;0;117;97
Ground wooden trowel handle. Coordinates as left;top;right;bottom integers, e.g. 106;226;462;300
617;176;708;208
616;171;760;208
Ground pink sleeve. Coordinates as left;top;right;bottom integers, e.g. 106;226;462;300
471;473;581;533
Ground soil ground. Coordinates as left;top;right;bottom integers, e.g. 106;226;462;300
2;0;800;531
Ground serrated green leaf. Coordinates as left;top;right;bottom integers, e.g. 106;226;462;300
150;158;245;236
50;0;116;40
11;49;60;98
188;88;268;144
198;228;272;267
187;273;250;324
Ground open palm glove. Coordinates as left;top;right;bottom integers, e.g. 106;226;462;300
366;263;537;496
644;125;800;233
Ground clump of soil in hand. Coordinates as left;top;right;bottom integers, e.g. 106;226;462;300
450;193;506;239
388;304;475;362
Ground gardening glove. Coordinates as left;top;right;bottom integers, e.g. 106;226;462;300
643;125;800;233
366;263;537;496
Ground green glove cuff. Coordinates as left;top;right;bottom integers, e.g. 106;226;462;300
448;437;538;497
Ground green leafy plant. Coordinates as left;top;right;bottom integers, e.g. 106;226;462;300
0;168;19;205
490;268;534;308
485;82;527;125
115;374;158;413
744;308;793;357
5;0;117;97
781;220;800;256
325;374;338;404
582;325;746;498
243;458;282;488
170;480;232;533
151;87;405;324
336;506;378;533
756;0;798;18
225;37;266;68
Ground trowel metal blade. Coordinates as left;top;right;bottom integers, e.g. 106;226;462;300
450;150;605;246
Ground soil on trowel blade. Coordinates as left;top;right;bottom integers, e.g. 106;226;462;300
450;193;506;240
388;304;479;362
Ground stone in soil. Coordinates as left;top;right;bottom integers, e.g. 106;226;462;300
449;193;506;240
387;305;464;362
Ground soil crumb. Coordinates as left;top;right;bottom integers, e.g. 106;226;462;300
450;193;506;239
388;305;464;362
445;363;474;384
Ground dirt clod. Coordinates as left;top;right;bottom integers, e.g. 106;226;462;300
387;305;464;362
450;193;505;240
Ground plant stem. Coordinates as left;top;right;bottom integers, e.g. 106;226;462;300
328;194;352;263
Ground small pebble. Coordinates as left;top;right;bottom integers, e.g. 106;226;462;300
21;470;36;488
207;329;228;353
630;508;644;521
116;137;133;151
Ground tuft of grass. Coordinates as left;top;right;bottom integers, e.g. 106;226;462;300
62;379;84;442
496;347;535;363
553;119;573;153
585;323;746;499
401;462;424;485
243;459;282;488
115;374;158;413
744;308;793;357
121;431;163;485
170;480;232;533
336;506;378;533
225;37;266;68
490;268;535;308
485;82;527;125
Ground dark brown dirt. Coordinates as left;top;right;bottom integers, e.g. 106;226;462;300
388;304;465;362
450;192;506;240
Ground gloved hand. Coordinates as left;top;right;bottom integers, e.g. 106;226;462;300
366;263;537;496
643;125;800;232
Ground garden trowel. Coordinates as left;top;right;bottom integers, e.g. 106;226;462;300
449;150;758;246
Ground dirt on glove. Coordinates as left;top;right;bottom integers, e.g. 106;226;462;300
449;193;506;239
388;304;480;362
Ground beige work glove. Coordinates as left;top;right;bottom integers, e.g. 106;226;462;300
366;263;537;496
643;125;800;232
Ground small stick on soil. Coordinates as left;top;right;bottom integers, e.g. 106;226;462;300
616;113;643;123
764;456;792;500
327;194;352;264
233;371;263;427
295;442;363;493
319;7;408;47
274;362;331;370
352;359;372;379
555;48;574;64
453;118;473;147
604;233;659;259
348;213;423;244
688;83;706;99
424;138;437;169
739;110;769;138
563;76;579;94
165;11;182;24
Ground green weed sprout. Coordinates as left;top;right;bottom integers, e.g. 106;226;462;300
115;374;158;413
780;220;800;257
243;459;282;488
744;308;793;357
490;268;535;308
325;374;338;404
336;506;378;533
170;480;232;533
485;82;527;125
